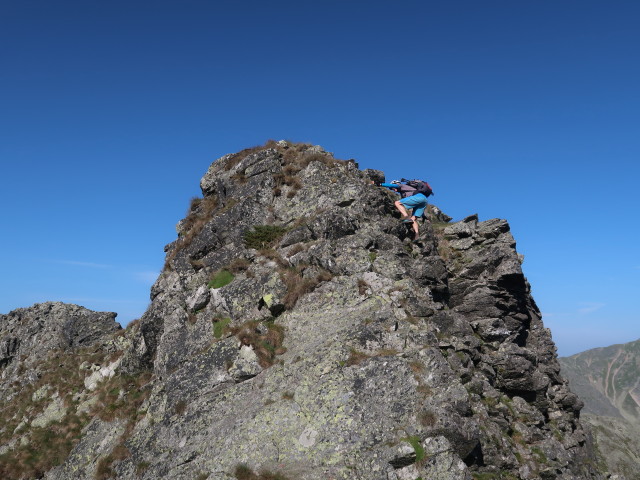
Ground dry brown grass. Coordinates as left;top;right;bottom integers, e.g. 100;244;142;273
95;443;131;480
417;384;433;396
229;321;286;368
227;257;251;273
375;348;400;357
91;371;153;479
0;346;139;480
234;464;291;480
286;243;305;257
174;400;187;416
418;411;437;427
409;360;425;373
258;249;290;269
165;195;219;270
357;278;369;295
346;348;370;366
280;266;332;310
224;140;279;171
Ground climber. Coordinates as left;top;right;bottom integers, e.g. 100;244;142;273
382;179;433;241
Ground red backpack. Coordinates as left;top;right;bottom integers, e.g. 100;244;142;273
404;179;433;197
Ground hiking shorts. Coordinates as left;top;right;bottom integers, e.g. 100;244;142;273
400;193;428;218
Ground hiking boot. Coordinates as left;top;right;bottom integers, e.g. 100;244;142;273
402;218;414;224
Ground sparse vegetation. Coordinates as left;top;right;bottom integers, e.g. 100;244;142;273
227;257;251;273
409;360;425;373
0;337;152;480
375;348;399;357
95;444;130;480
357;278;369;295
258;248;290;269
223;140;279;172
418;411;436;427
234;464;291;480
404;435;426;463
90;371;153;479
531;446;548;464
244;225;288;250
416;384;433;396
472;473;519;480
346;348;370;366
279;265;332;310
165;195;219;270
208;269;234;289
0;347;113;480
135;461;150;476
229;320;286;368
286;243;305;257
213;317;232;339
174;400;187;416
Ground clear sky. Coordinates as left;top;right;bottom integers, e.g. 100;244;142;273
1;0;638;356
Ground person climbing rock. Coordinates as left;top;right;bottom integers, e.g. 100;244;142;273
382;179;433;241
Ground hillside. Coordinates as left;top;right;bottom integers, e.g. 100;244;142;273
1;141;607;479
560;339;640;479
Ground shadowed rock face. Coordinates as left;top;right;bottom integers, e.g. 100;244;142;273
1;142;607;480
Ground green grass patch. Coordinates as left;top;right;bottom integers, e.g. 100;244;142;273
213;318;231;339
244;225;287;250
405;435;425;463
208;270;234;289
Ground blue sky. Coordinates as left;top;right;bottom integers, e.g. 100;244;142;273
1;0;638;356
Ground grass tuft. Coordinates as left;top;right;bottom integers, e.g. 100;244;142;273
244;225;288;250
280;266;332;310
208;269;234;289
346;348;370;366
213;318;232;339
229;321;286;368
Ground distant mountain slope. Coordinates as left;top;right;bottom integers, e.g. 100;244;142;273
560;339;640;422
582;413;640;480
560;338;640;479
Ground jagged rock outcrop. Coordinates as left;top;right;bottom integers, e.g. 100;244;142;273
0;302;120;388
0;303;123;478
1;142;607;479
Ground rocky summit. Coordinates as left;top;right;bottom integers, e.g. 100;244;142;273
1;141;607;479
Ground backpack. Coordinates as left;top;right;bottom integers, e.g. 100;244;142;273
405;179;433;197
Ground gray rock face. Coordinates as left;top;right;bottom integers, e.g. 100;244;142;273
1;142;607;479
0;302;120;380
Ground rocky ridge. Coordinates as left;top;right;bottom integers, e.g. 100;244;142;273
1;141;606;479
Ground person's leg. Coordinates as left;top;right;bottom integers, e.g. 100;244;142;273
394;200;410;218
409;216;419;240
404;196;427;241
395;199;419;239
